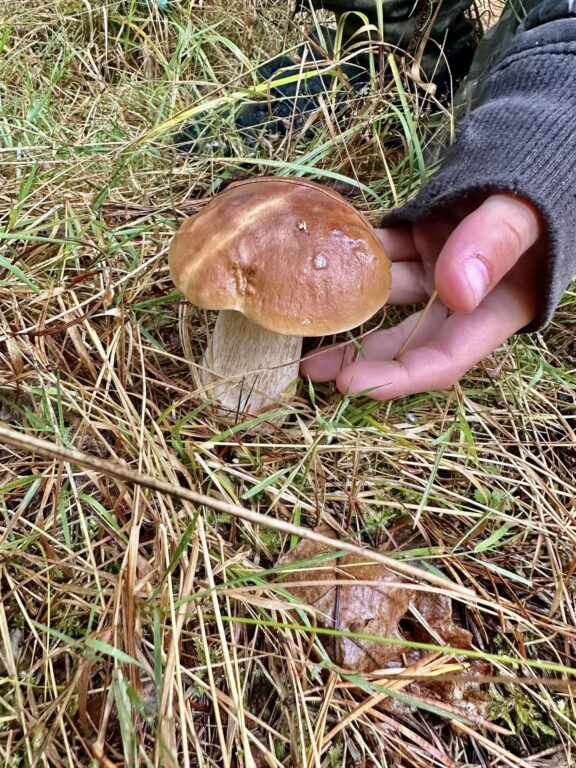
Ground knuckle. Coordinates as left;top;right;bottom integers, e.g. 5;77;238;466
497;217;525;262
427;341;468;388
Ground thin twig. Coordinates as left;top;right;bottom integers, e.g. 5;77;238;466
0;422;473;597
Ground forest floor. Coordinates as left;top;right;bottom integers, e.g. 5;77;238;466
0;1;574;766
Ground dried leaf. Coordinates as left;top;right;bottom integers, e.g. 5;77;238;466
281;536;489;717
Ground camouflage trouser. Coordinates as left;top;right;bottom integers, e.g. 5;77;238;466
455;0;542;111
175;0;544;155
304;0;542;110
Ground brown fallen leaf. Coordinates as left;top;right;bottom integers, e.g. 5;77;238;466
280;536;489;717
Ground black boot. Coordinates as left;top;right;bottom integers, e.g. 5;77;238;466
173;26;370;155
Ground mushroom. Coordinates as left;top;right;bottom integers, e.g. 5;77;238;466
168;177;391;415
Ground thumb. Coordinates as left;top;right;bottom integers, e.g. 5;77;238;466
434;193;542;313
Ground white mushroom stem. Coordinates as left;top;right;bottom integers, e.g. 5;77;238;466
200;310;302;415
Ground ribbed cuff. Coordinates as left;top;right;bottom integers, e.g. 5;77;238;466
382;19;576;330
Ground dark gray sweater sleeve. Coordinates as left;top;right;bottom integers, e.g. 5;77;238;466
382;7;576;330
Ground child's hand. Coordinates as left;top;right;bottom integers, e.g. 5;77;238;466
300;193;544;399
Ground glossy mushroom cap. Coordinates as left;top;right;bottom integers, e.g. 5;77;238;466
168;177;392;336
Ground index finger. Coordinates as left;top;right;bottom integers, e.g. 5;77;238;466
375;227;419;262
335;279;535;400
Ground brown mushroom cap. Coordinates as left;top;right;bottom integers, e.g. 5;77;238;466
168;177;392;336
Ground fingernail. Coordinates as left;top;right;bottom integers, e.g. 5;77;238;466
463;256;490;305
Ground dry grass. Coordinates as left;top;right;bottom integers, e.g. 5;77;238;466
0;1;575;766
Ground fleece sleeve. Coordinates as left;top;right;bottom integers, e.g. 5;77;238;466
381;4;576;330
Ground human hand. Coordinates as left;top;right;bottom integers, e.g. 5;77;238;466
300;193;544;400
